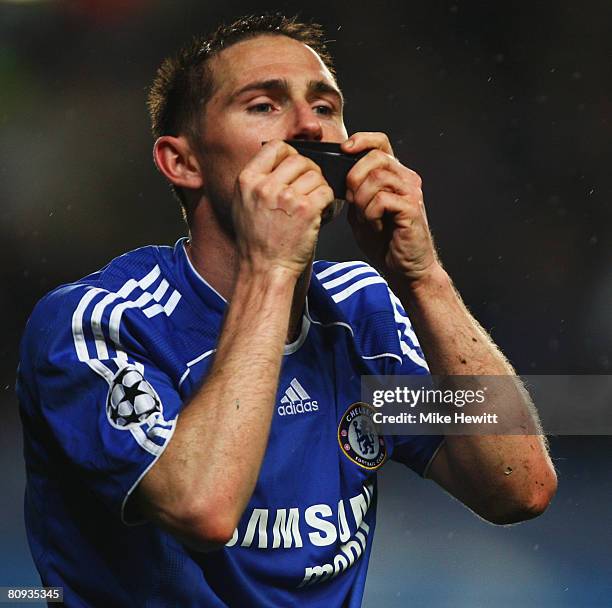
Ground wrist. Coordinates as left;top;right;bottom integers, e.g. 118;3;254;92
235;263;299;299
388;262;452;306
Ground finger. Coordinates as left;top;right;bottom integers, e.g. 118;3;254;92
363;191;414;233
363;190;406;224
246;139;298;175
341;132;394;156
347;153;422;203
248;155;321;209
291;169;328;196
272;154;322;188
345;149;398;197
307;183;335;214
347;202;383;235
271;181;333;219
352;168;415;212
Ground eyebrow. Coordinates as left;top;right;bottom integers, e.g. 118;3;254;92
229;78;344;108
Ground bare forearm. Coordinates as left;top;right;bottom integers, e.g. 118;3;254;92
391;264;557;522
137;140;336;546
139;266;296;543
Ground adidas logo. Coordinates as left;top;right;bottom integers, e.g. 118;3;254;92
278;378;319;416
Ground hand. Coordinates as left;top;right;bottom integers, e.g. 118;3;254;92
342;132;438;284
233;140;334;278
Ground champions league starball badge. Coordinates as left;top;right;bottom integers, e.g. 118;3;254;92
106;365;163;430
338;403;387;470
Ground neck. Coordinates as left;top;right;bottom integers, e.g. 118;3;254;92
186;225;312;345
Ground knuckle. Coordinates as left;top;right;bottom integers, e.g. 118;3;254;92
252;181;264;198
278;187;295;205
310;185;331;206
411;171;423;188
346;172;359;190
373;190;389;203
370;149;388;162
284;155;307;173
306;158;322;173
293;197;309;214
254;179;272;200
371;167;388;182
285;153;301;165
238;168;255;187
272;139;296;157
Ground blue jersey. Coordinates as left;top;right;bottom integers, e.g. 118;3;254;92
17;238;443;607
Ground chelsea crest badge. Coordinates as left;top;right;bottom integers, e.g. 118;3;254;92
338;402;387;470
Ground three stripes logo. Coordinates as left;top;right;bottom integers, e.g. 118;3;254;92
278;378;319;416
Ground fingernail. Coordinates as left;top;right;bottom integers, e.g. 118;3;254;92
345;140;354;148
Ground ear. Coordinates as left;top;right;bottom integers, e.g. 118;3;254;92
153;135;204;191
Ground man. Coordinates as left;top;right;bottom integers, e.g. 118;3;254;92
17;14;556;607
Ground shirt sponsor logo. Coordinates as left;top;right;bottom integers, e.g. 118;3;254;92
338;402;386;469
225;480;375;588
278;378;319;416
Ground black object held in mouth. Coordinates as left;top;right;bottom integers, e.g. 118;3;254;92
262;140;369;201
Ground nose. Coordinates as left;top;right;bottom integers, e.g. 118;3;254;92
288;102;323;141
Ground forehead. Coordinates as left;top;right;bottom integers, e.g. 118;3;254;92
208;35;336;96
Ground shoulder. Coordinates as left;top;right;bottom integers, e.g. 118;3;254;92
311;259;398;356
312;259;428;371
22;244;177;365
312;260;390;314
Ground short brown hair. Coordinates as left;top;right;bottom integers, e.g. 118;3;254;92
147;13;336;209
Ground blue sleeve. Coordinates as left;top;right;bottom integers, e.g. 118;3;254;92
386;287;429;375
22;284;182;524
385;287;445;475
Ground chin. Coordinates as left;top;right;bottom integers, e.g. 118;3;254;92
321;199;345;226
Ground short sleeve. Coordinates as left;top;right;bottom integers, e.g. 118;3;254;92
389;434;445;477
386;287;430;375
20;285;182;524
385;287;445;475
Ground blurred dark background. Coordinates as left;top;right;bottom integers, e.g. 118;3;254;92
1;1;610;606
